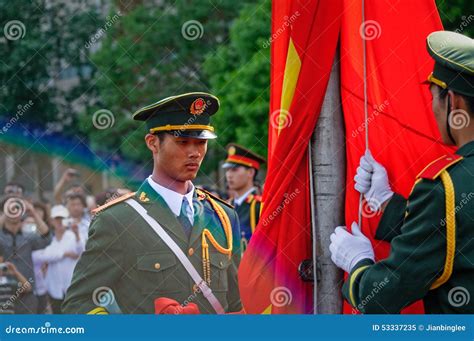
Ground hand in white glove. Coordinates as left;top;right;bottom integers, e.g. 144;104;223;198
354;150;393;211
329;222;375;273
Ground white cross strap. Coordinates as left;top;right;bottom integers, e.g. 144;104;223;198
125;198;225;314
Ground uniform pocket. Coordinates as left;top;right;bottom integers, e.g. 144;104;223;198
209;253;231;292
136;252;181;294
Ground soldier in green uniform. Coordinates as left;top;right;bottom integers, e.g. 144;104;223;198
62;93;242;314
222;144;265;253
329;31;474;313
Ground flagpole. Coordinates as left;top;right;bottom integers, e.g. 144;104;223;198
311;47;345;314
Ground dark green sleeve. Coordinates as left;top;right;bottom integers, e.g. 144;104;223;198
227;210;242;312
62;211;125;314
375;193;407;242
342;180;446;313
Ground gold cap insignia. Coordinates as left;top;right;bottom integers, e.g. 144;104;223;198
190;98;206;115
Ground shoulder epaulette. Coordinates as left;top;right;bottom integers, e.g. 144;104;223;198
196;188;234;209
417;154;463;180
245;194;262;204
92;192;136;214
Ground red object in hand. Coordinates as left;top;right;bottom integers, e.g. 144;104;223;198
154;298;200;314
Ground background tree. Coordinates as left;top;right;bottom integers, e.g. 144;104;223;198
82;0;253;170
0;0;101;132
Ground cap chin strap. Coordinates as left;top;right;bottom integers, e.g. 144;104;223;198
446;96;457;145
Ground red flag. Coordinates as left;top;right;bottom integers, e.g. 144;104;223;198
238;0;343;314
340;0;453;314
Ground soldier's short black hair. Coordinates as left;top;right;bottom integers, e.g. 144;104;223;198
437;85;474;116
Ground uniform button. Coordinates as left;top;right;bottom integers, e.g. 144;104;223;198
188;248;194;256
154;263;161;270
219;261;224;267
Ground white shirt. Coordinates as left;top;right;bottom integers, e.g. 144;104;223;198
234;187;256;206
147;176;195;224
32;230;82;300
77;211;91;243
31;250;47;296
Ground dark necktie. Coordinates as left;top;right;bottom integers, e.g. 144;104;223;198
178;198;193;239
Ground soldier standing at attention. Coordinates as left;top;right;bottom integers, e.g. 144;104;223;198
329;31;474;313
63;93;242;314
223;144;265;253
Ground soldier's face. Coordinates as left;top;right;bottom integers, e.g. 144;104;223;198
225;166;254;191
152;134;207;182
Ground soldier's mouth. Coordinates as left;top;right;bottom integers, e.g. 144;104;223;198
185;163;199;171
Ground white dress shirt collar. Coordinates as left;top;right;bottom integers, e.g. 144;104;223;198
234;186;256;206
147;176;195;218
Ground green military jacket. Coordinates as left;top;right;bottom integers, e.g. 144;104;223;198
62;180;242;314
233;189;262;253
343;141;474;313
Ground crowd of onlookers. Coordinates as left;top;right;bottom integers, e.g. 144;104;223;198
0;168;259;314
0;169;131;314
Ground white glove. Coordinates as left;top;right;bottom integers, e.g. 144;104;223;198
354;150;393;211
329;222;375;273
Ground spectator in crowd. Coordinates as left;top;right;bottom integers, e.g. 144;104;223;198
3;182;25;197
32;205;84;314
64;193;91;244
30;201;52;314
0;195;51;313
53;169;84;205
0;244;33;314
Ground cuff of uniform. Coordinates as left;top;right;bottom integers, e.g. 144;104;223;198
375;193;407;242
342;258;375;309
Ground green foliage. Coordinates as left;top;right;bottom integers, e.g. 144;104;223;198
0;0;101;130
83;0;252;163
436;0;474;37
203;0;271;163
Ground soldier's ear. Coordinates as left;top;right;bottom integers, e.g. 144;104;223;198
145;133;160;153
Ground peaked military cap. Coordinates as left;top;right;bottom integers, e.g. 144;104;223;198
425;31;474;96
132;92;220;139
222;143;266;170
